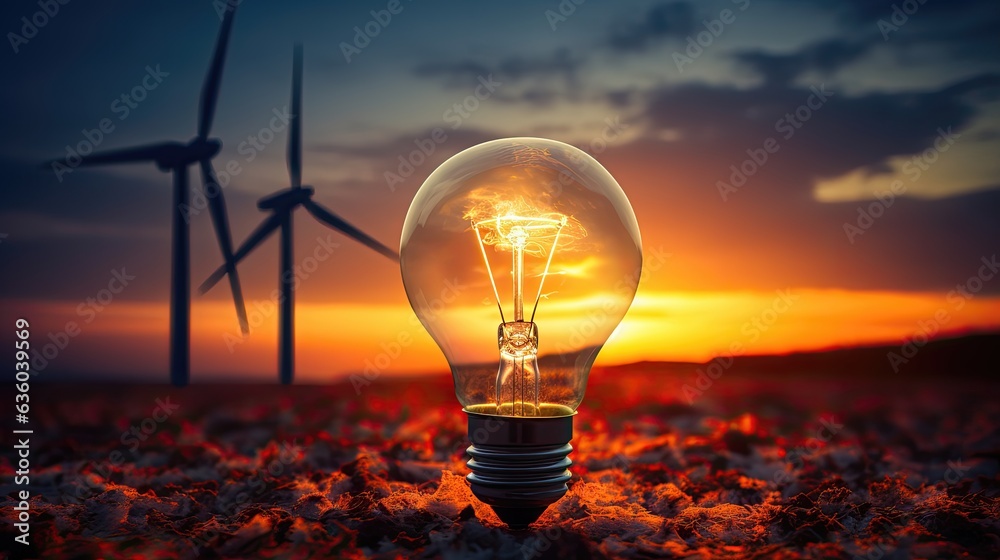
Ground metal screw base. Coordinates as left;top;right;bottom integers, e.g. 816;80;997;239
465;409;574;529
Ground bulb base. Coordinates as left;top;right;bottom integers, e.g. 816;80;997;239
464;409;574;529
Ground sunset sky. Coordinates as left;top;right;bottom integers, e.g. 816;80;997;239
1;0;998;382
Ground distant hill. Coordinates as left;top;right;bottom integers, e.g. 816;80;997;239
41;332;999;383
606;332;999;379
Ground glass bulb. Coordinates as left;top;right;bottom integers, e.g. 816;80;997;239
400;137;642;416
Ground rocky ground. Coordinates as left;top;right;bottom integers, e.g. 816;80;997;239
2;365;999;559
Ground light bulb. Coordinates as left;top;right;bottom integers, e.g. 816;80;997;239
400;137;642;527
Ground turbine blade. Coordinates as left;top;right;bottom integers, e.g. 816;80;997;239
302;199;398;261
198;3;238;138
199;211;282;294
200;159;249;334
44;142;173;168
288;43;303;189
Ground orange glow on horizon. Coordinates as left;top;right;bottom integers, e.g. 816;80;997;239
10;287;1000;382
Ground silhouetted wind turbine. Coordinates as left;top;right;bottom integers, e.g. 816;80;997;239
200;44;398;385
43;5;249;386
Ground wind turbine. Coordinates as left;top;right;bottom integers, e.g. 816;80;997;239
43;5;249;386
200;44;398;385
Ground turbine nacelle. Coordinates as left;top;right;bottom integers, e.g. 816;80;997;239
257;186;314;210
153;137;222;171
199;43;399;385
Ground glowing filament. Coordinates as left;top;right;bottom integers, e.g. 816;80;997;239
469;210;572;416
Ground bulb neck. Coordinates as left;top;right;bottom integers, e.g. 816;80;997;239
464;409;574;529
495;321;541;416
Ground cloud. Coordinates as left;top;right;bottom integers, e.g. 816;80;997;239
411;60;492;88
410;48;585;107
638;71;1000;187
412;48;581;90
0;157;168;236
822;0;996;25
589;136;1000;295
606;1;696;52
732;39;871;87
789;0;1000;60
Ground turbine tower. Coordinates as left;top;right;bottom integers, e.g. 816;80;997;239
43;5;249;386
200;44;398;385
